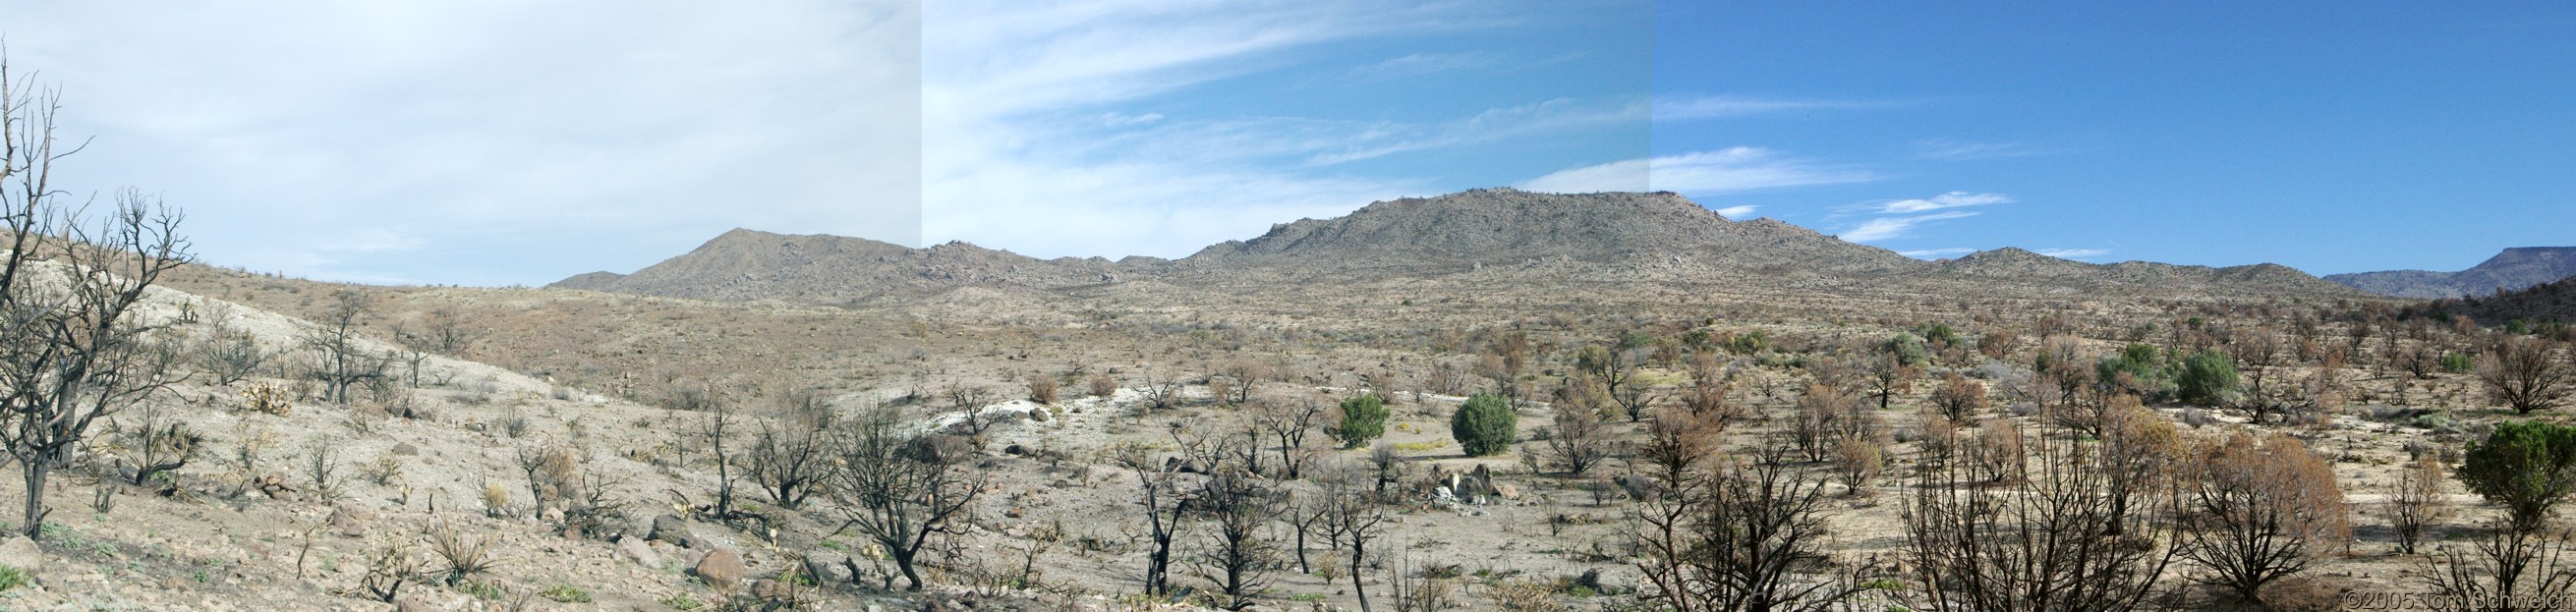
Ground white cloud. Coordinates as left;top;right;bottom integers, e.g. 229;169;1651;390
1915;139;2052;160
1712;205;1758;218
1349;52;1490;79
1655;94;1885;120
1303;97;1644;166
1517;147;1874;195
1841;211;1978;243
2034;248;2111;259
1877;192;2013;214
1898;248;1976;258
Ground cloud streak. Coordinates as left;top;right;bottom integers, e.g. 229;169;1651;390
1655;94;1889;120
1841;211;1979;243
1517;147;1875;195
2034;248;2111;259
1915;139;2055;160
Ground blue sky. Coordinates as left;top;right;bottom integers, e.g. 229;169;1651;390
1656;2;2576;273
2;2;2566;284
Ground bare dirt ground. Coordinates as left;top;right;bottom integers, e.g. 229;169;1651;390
0;264;2525;611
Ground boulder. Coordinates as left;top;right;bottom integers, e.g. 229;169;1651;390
649;514;697;548
693;548;747;590
614;536;661;569
0;534;40;578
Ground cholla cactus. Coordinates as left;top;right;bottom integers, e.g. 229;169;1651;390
241;382;292;416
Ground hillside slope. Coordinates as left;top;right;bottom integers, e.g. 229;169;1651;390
2327;247;2576;299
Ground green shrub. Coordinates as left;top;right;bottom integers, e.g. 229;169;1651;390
1729;331;1768;355
2175;350;2239;407
2097;343;2168;393
0;565;24;591
1916;323;1959;347
2458;420;2576;531
1618;330;1656;350
2440;353;2476;374
661;593;705;611
1334;394;1390;449
1885;333;1929;367
540;584;593;603
1451;393;1518;457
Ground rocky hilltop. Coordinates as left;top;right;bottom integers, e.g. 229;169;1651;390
550;189;2364;304
1183;188;1922;278
1927;248;2350;297
551;228;1160;305
2327;247;2576;299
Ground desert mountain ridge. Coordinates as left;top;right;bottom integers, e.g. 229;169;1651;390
552;188;2364;304
2326;247;2576;299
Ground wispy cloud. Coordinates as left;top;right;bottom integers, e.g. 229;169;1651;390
1655;94;1889;120
1712;205;1758;218
1517;147;1875;195
1830;192;2013;243
1304;97;1643;166
923;0;1646;259
1841;211;1979;243
1898;248;1976;258
1349;52;1490;79
1874;191;2014;214
2034;248;2111;259
1915;139;2054;161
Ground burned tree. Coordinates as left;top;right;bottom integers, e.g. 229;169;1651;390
1636;411;1873;612
1903;419;2183;611
0;57;194;539
1116;443;1194;597
1191;471;1283;610
828;406;987;591
2175;431;2348;603
1537;397;1613;475
2481;336;2572;415
303;289;385;405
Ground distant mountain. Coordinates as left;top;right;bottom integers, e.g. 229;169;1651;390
549;228;1155;305
2326;247;2576;299
1925;248;2355;298
1181;189;1923;280
2407;274;2576;325
549;189;2362;304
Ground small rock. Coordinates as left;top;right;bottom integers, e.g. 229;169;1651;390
693;548;747;590
389;443;420;456
803;552;849;584
330;502;375;538
614;536;660;568
1494;483;1520;500
751;578;792;601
